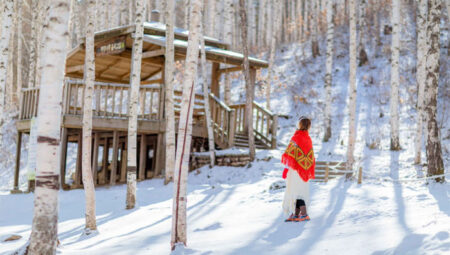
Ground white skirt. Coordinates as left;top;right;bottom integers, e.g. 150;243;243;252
282;168;310;215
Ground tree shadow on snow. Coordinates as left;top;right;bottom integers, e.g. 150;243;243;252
427;183;450;217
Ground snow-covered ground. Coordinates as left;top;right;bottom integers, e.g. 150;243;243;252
1;149;449;254
1;11;449;254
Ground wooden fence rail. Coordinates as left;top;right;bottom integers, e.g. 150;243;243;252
209;93;235;148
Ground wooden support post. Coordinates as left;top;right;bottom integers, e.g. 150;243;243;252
100;137;109;184
211;62;221;97
358;166;363;184
75;132;83;187
271;115;278;149
110;131;119;185
138;134;147;180
158;69;165;120
154;133;164;177
324;162;329;183
92;132;100;185
12;132;22;192
228;110;236;147
120;146;127;182
60;128;68;189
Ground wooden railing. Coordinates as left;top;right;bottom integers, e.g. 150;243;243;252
19;87;40;120
253;101;278;149
209;93;235;148
230;102;278;149
173;90;206;120
63;80;162;120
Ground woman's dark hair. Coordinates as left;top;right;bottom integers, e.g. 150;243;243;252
298;116;311;131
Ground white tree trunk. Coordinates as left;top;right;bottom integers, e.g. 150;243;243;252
424;0;444;182
164;0;176;184
346;0;357;173
184;0;190;29
0;0;14;145
126;0;145;210
170;0;202;249
28;0;70;253
34;0;48;90
121;0;128;25
74;0;83;44
324;0;334;142
223;0;233;104
239;0;255;160
200;22;216;167
266;0;280;110
414;0;427;164
390;0;401;150
15;0;23;105
311;0;320;57
358;0;368;66
81;0;97;232
27;0;39;89
207;0;216;37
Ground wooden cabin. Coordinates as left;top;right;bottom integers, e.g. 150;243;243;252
13;22;277;190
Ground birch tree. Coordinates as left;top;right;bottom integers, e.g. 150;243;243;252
311;0;320;58
207;0;216;37
424;0;444;182
239;0;255;160
0;0;14;145
27;0;39;89
171;0;202;249
126;0;145;210
81;0;97;232
358;0;368;66
324;0;334;142
390;0;401;151
414;0;427;164
346;0;357;173
265;0;280;110
200;22;216;167
164;0;176;184
28;0;70;253
223;0;233;104
15;0;23;103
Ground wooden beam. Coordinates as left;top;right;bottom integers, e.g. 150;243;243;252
154;133;164;177
219;66;242;74
60;128;68;189
141;78;163;85
99;137;109;184
66;64;84;73
92;132;100;185
138;134;147;180
13;132;22;191
75;132;82;187
142;48;165;58
110;131;119;185
211;63;220;97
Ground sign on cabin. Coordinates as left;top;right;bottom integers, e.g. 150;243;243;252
95;36;126;56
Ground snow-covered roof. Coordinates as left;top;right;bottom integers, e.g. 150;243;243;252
143;34;268;68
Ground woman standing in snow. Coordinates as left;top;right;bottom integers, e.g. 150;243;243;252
282;116;315;222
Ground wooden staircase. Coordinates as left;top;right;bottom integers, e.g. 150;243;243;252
208;94;278;150
233;133;268;149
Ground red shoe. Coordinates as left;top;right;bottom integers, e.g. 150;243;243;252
285;214;299;222
297;214;310;222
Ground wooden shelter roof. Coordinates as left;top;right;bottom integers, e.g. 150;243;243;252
65;22;268;84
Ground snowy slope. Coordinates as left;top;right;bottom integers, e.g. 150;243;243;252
1;150;449;255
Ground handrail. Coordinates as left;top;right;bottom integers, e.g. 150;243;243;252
230;101;278;149
209;93;235;148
